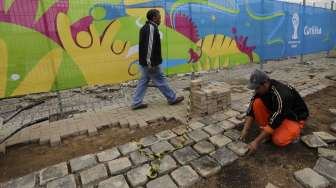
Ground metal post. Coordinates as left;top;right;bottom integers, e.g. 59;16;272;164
327;1;334;57
300;0;306;64
260;0;265;70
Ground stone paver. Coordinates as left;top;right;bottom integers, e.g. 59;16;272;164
98;175;129;188
200;118;220;125
318;148;336;162
139;135;159;147
80;164;108;185
108;157;132;175
151;155;177;175
301;135;328;148
217;120;236;130
313;132;336;143
118;142;140;155
130;148;153;166
294;168;330;188
209;134;232;148
171;165;200;187
1;173;36;188
193;141;216;154
224;109;240;117
126;164;150;187
155;130;177;140
223;129;241;141
227;142;249;156
97;147;121;162
150;141;175;154
39;162;68;185
188;129;210;142
146;175;178;188
171;126;189;136
203;124;224;136
265;183;279;188
211;113;230;121
228;117;244;125
210;147;239;166
173;146;200;165
69;154;97;172
189;122;206;130
330;123;336;133
314;158;336;182
169;135;194;148
46;175;76;188
190;156;221;178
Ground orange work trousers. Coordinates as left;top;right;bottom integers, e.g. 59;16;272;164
252;98;304;146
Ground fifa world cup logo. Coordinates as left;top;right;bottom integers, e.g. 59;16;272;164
292;13;300;40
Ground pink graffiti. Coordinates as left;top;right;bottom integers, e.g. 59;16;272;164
0;0;92;46
188;48;201;64
232;27;256;62
166;13;199;43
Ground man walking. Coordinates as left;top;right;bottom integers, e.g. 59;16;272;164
132;9;184;110
240;69;309;153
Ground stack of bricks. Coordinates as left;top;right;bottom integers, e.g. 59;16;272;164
190;79;231;117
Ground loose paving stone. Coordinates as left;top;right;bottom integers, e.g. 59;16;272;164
169;135;194;148
210;147;239;166
46;175;76;188
150;141;175;154
193;141;216;154
224;129;241;141
228;117;244;125
200;117;220;125
80;164;108;185
171;126;189;136
1;173;36;188
224;109;240;117
314;158;336;182
69;154;97;173
211;113;230;121
108;157;132;175
146;175;178;188
97;147;121;162
301;134;328;148
217;120;236;130
188;129;210;142
203;124;224;136
130;148;153;165
39;162;68;185
189;121;206;130
155;130;177;140
151;155;177;175
126;164;150;187
118;142;140;155
294;168;330;188
190;156;221;178
318;148;336;162
313;132;336;143
139;135;159;147
173;146;200;165
330;123;336;133
329;108;336;115
227;142;249;156
98;175;129;188
171;165;200;187
209;134;232;148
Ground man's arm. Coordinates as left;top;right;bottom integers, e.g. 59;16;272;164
145;24;155;67
266;86;285;133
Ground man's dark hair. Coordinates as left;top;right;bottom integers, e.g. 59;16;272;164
146;9;160;21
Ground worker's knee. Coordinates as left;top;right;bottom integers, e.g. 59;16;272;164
272;134;290;147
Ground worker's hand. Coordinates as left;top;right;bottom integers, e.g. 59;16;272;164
247;140;259;155
239;129;248;142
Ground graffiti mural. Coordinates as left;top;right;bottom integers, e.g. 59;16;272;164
0;0;335;98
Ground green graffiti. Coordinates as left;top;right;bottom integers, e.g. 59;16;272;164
170;0;240;23
245;0;284;20
35;0;57;21
3;0;14;12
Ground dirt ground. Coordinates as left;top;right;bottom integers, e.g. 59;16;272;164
0;120;180;182
0;85;335;187
195;84;336;188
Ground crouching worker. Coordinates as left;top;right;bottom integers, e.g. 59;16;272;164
240;69;309;153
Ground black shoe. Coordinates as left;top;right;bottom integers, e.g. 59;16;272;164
169;96;185;105
132;103;148;110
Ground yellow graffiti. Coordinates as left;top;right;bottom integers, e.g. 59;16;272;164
0;39;8;97
57;13;138;85
124;0;153;6
12;48;63;96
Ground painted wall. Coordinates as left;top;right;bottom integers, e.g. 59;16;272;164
0;0;335;98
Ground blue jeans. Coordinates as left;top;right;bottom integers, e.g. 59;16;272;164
132;65;176;107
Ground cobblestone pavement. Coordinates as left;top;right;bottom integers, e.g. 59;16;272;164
0;53;336;187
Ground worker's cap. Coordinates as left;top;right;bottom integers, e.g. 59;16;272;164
247;69;270;90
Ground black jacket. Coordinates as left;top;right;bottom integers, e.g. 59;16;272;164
247;79;309;129
139;21;162;67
